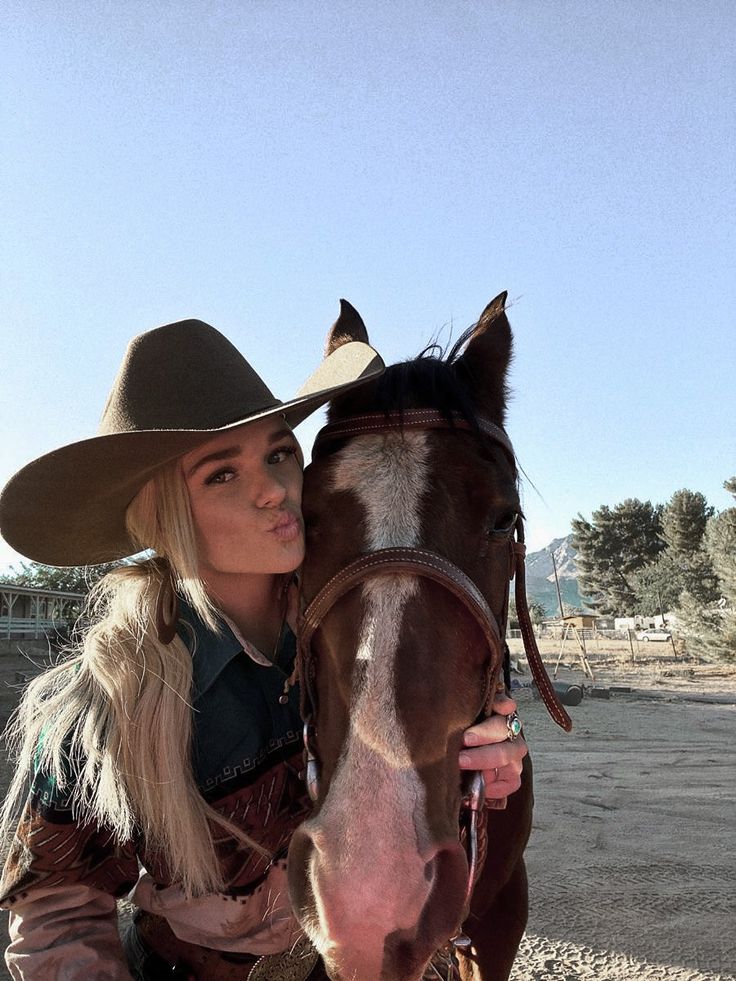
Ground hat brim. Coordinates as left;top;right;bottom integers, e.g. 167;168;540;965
0;342;383;566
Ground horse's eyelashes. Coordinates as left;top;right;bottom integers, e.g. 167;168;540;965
492;512;518;535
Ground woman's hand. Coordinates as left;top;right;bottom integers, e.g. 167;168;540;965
459;693;527;799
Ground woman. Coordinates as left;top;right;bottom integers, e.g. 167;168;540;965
0;316;527;979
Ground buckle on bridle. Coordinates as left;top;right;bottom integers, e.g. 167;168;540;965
302;722;320;802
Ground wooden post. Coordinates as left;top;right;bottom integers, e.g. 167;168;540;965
549;548;564;619
553;622;569;678
669;632;678;660
573;626;595;680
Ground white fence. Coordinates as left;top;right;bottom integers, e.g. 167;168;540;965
0;616;70;639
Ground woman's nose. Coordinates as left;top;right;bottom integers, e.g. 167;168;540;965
254;472;288;508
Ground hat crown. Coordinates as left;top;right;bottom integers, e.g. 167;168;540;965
99;320;279;434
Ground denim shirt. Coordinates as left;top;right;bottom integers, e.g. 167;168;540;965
183;604;303;797
24;601;304;813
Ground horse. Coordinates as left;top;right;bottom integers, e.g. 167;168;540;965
288;293;571;981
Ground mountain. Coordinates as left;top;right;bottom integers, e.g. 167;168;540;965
523;535;588;615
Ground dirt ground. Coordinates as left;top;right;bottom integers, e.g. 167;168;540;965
507;639;736;981
1;639;735;980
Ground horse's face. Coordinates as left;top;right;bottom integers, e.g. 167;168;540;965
288;296;518;981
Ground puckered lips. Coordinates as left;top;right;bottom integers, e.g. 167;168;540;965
268;509;302;541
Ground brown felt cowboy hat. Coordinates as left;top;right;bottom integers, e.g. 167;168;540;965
0;317;384;567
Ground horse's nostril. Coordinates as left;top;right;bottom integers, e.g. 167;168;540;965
423;859;434;883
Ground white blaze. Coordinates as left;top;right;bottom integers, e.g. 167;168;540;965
330;430;430;766
306;432;437;965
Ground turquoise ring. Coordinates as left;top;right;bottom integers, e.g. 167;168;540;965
506;712;522;741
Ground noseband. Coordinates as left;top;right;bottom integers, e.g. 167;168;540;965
294;408;572;962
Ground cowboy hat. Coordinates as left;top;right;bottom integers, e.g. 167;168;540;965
0;317;384;566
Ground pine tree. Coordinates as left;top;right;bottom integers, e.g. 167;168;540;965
661;489;714;554
677;477;736;662
527;601;548;626
705;485;736;601
571;499;664;614
630;553;683;617
658;490;720;605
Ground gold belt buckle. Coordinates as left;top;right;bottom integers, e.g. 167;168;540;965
247;936;320;981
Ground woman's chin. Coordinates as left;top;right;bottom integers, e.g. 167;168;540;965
198;546;305;579
273;539;306;573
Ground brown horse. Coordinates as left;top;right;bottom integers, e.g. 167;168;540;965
288;294;567;981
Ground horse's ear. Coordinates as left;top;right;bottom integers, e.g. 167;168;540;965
455;291;513;424
325;299;370;354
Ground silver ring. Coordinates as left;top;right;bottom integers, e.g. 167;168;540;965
506;712;522;741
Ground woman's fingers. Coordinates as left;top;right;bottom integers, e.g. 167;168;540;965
462;740;526;798
459;693;527;798
486;767;523;796
458;735;527;772
484;692;518;717
462;695;521;747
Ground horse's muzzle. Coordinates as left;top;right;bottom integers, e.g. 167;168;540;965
288;822;469;981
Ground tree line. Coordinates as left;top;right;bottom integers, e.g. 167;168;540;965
571;477;736;660
2;561;121;594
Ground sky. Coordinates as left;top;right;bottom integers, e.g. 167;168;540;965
1;0;734;573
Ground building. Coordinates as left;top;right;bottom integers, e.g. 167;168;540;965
0;583;85;640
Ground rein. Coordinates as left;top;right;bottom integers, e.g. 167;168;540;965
294;407;572;970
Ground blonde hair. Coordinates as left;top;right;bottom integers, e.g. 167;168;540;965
1;460;269;898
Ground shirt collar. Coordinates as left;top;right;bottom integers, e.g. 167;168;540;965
178;601;244;701
179;599;294;700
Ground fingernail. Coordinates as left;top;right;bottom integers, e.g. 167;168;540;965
459;752;472;767
463;732;479;746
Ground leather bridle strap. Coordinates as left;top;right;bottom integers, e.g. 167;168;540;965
312;409;516;466
513;519;572;732
299;547;505;722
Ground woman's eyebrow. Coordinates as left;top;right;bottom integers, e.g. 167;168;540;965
186;446;241;478
268;427;295;445
186;428;295;477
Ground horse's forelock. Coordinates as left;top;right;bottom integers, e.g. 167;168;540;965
372;351;481;425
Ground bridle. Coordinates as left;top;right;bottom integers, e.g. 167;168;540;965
294;407;572;966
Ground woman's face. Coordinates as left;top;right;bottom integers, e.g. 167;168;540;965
181;417;305;577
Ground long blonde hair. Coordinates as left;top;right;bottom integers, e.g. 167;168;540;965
1;460;269;897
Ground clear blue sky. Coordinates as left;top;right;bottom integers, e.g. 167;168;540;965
1;0;734;572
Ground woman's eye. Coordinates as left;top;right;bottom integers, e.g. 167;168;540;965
268;445;297;465
206;468;236;485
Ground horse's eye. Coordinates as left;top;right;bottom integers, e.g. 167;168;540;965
492;512;518;535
